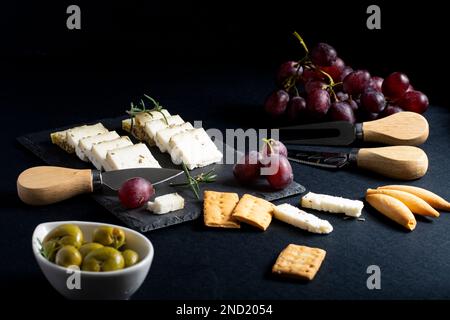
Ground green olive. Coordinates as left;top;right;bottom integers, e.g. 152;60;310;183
55;245;82;268
43;224;84;248
79;242;104;258
122;249;139;268
92;226;126;249
82;247;125;272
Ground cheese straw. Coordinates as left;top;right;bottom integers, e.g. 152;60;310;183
379;185;450;211
366;194;416;231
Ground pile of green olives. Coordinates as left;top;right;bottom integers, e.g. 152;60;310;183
40;224;139;272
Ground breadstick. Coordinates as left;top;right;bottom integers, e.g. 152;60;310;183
379;185;450;211
367;189;439;218
366;194;416;231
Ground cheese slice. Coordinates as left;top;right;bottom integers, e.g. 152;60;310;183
90;136;133;170
169;128;223;170
130;110;171;141
144;115;184;145
155;122;193;152
274;203;333;234
104;143;161;171
76;131;120;162
65;123;108;153
147;193;185;214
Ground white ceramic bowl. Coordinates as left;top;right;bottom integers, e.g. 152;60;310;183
32;221;154;300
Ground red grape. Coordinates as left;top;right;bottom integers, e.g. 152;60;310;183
329;101;356;123
305;80;326;94
264;90;289;116
118;177;155;209
343;70;371;96
369;76;383;92
311;43;337;66
264;155;294;190
339;66;353;82
361;89;386;113
306;88;331;118
382;72;410;99
276;61;303;87
348;99;359;111
302;68;325;82
398;90;429;113
380;105;403;117
320;57;345;82
262;139;288;157
286;96;306;121
233;151;263;185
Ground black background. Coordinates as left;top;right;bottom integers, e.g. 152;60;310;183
1;0;450;303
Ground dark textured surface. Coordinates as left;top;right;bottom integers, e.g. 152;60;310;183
17;117;305;232
1;66;449;300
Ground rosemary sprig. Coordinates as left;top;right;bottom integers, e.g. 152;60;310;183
38;239;59;261
125;94;169;132
170;163;217;199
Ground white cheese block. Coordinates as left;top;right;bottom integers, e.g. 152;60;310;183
169;128;223;170
104;143;161;171
147;193;185;214
144;115;184;145
135;109;171;127
155;122;193;153
301;192;364;218
274;203;333;234
89;136;133;170
66;123;108;152
76;131;120;162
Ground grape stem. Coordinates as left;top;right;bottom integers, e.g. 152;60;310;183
262;138;274;154
293;31;309;54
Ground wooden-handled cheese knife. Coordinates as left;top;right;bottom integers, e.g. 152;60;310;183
279;112;429;146
287;146;428;180
17;166;183;206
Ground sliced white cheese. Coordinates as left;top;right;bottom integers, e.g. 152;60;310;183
132;110;171;141
144;115;184;145
274;203;333;234
169;128;223;170
301;192;364;218
147;193;185;214
90;136;133;170
104;143;161;171
155;122;194;152
66;123;108;153
76;131;120;162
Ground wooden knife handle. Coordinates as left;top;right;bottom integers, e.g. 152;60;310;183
17;166;95;205
356;146;428;180
362;112;429;146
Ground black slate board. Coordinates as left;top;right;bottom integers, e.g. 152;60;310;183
17;116;306;232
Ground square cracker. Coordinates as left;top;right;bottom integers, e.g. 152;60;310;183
204;191;240;228
231;194;274;231
272;244;326;281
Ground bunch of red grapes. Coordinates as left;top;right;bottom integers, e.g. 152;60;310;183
265;33;429;123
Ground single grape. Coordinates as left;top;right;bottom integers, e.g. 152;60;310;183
398;90;429;113
336;91;349;102
343;70;371;96
302;68;325;82
311;43;337;66
262;139;288;158
305;80;326;94
380;105;404;117
276;61;303;87
306;88;331;118
361;89;386;113
369;76;383;92
329;101;356;124
264;155;294;190
233;151;263;185
348;99;359;111
118;177;155;209
264;90;289;116
340;66;353;82
320;57;345;82
286;96;306;121
382;72;410;99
